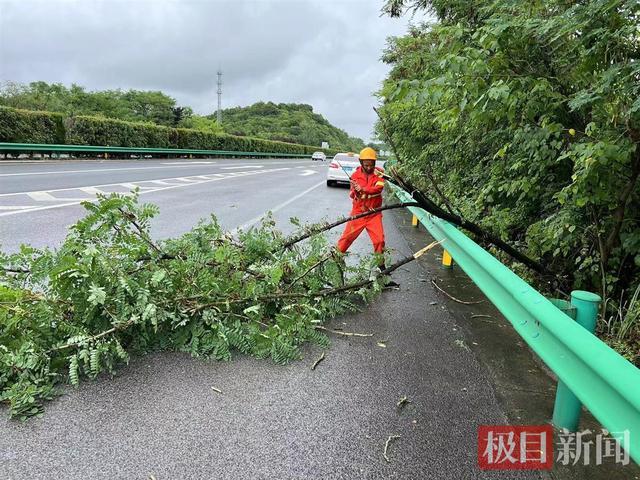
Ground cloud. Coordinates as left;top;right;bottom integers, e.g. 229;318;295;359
0;0;424;141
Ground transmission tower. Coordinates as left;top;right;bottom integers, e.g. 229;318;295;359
216;70;222;124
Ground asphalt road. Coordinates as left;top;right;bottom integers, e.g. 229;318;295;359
0;158;339;252
0;158;599;479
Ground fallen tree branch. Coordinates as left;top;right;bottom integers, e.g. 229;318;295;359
390;172;550;277
190;241;442;312
372;111;550;277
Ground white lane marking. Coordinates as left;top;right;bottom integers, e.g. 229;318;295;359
27;191;57;201
161;161;215;165
0;165;222;177
174;177;202;183
220;165;263;170
299;169;317;176
231;180;325;235
150;180;181;186
0;167;290;217
79;187;104;195
0;161;296;177
0;205;39;210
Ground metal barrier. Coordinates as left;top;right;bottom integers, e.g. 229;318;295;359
0;142;316;158
392;183;640;464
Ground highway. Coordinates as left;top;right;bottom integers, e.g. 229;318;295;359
0;158;343;252
2;158;627;479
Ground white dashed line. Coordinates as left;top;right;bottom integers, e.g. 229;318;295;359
27;191;58;201
79;187;104;195
0;167;291;217
220;165;263;170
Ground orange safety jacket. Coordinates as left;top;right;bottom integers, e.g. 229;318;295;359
349;166;385;213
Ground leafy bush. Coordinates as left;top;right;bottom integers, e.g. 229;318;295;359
65;115;173;148
0;192;383;418
379;0;639;358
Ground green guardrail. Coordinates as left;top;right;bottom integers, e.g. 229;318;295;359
0;142;317;158
391;183;640;464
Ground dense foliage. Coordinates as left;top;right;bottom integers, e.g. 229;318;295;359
0;83;365;151
0;106;338;156
220;102;365;151
0;81;189;127
0;106;65;144
379;0;639;362
0;192;388;419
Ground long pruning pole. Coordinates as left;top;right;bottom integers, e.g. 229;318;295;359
332;155;354;180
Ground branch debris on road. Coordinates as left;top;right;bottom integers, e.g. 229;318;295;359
431;279;484;305
311;352;325;370
383;435;402;463
315;326;374;337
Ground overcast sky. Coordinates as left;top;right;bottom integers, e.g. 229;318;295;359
0;0;426;142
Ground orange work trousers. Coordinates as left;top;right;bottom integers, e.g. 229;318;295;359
336;213;385;254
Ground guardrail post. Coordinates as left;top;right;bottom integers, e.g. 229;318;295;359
411;214;419;227
552;290;602;431
441;250;453;269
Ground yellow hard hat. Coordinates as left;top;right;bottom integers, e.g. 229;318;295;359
359;147;377;161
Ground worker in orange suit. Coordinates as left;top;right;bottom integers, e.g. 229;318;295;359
336;147;399;287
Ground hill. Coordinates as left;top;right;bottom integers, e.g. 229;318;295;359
217;102;365;152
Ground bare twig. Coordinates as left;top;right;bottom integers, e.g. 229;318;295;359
431;280;484;305
383;435;402;463
470;314;492;319
311;352;325;370
211;386;223;394
315;326;373;337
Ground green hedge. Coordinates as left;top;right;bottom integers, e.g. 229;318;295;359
64;116;173;148
0;107;64;144
0;107;339;156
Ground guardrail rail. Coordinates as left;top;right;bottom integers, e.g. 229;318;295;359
391;183;640;464
0;142;322;158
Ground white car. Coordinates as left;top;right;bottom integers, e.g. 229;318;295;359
327;153;386;187
326;152;360;186
311;151;326;161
